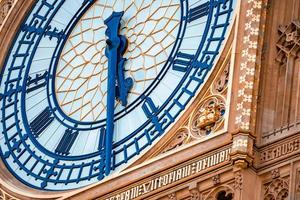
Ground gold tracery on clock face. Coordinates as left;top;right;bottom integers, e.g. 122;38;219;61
55;0;181;122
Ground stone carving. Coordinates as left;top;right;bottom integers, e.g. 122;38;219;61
203;185;234;200
0;187;19;200
212;174;221;186
189;189;200;200
276;20;300;64
168;192;177;200
213;62;230;94
162;128;189;153
234;172;243;190
271;169;280;179
260;137;300;163
0;0;14;27
190;95;225;138
263;178;289;200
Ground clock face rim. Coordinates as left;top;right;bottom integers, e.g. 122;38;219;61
0;0;237;191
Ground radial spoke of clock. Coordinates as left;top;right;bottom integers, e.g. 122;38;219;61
26;98;48;117
54;0;181;122
44;123;63;150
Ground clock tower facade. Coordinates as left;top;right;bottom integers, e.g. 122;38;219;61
0;0;299;200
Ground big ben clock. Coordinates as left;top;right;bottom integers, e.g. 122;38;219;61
0;0;236;190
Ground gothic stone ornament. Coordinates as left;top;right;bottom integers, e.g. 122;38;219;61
190;95;226;138
190;188;200;200
168;192;177;200
213;61;230;94
0;0;236;191
263;178;289;200
162;128;190;154
212;174;221;185
234;172;242;191
276;21;300;64
203;185;234;200
0;188;19;200
271;169;280;179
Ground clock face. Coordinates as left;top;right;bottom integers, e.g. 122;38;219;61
0;0;236;190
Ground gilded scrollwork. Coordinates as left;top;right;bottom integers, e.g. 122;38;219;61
189;95;226;138
0;0;14;28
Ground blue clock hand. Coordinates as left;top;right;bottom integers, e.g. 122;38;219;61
104;11;128;175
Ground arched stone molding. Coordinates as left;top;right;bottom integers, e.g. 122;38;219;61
0;187;19;200
203;185;234;200
0;0;15;28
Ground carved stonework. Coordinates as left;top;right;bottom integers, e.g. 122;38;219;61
276;20;300;64
263;178;289;200
161;128;190;154
212;174;221;186
213;61;230;94
202;185;234;200
0;0;14;27
230;131;254;170
260;136;300;164
168;192;177;200
271;169;280;179
190;95;225;138
189;189;200;200
234;172;243;191
0;187;19;200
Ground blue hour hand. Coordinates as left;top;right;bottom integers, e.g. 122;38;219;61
103;11;132;175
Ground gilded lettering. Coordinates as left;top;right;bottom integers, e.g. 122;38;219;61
168;171;175;184
158;177;164;188
215;152;220;165
124;190;130;200
130;186;138;199
163;174;169;186
219;151;225;162
176;168;182;181
196;160;203;173
138;185;143;196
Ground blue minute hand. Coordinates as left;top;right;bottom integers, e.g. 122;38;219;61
104;11;127;175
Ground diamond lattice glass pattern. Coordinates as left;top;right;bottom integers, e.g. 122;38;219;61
55;0;181;122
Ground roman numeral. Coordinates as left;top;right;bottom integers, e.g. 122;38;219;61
30;107;54;138
26;71;48;93
188;1;210;23
44;25;66;41
98;127;106;151
142;96;159;118
22;21;65;41
55;129;79;156
142;97;166;135
172;52;195;72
